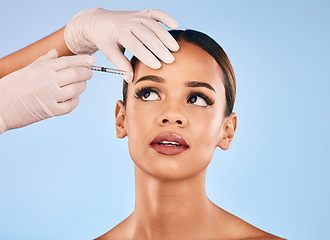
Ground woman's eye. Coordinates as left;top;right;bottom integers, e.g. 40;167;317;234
134;87;160;101
187;95;207;107
141;90;159;101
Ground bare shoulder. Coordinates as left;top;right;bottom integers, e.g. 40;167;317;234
94;215;133;240
242;237;286;240
213;205;286;240
94;225;127;240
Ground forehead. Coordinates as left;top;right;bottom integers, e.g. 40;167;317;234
132;41;224;89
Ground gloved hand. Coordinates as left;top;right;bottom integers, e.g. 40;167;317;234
0;49;95;134
64;8;179;82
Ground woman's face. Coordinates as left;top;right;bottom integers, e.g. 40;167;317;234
116;41;236;180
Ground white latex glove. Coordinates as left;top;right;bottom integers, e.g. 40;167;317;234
0;49;96;134
64;8;179;82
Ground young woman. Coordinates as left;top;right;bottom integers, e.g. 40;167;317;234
96;30;285;240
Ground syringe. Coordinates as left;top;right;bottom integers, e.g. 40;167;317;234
89;65;133;77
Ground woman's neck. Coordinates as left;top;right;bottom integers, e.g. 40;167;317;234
130;165;219;240
97;167;282;240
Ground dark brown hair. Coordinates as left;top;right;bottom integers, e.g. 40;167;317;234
123;29;236;116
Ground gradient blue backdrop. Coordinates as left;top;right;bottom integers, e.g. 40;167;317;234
1;0;329;239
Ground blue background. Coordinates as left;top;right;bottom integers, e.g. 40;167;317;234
1;0;329;239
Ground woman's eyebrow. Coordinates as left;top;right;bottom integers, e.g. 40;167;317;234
135;75;164;84
186;81;216;93
135;76;216;93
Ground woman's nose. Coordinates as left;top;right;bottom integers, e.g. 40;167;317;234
157;108;187;127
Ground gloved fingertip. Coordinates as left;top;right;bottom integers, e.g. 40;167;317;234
155;62;162;69
169;20;179;29
48;49;58;58
170;42;180;52
148;60;162;69
123;72;133;83
86;55;97;65
163;54;175;64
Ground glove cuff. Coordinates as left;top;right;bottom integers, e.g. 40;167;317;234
64;9;99;54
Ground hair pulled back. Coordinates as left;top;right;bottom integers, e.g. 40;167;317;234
123;29;236;116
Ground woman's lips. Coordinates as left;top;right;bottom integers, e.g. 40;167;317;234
150;132;189;155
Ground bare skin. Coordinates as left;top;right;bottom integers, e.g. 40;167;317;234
0;27;73;78
96;42;285;240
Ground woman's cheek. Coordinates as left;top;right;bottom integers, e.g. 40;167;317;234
127;101;157;136
192;108;223;146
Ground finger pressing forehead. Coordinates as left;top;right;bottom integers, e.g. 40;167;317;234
48;55;96;71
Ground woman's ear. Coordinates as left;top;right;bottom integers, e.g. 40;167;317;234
115;100;127;138
217;113;237;150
